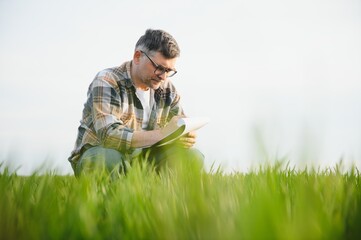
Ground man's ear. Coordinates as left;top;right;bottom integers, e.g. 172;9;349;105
133;50;142;64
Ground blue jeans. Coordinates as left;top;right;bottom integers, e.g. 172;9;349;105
74;144;204;177
74;146;127;177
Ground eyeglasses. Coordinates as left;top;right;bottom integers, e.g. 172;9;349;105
140;50;177;77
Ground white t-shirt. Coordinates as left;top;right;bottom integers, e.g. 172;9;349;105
135;88;154;129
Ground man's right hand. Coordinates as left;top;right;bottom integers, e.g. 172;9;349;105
130;116;182;148
160;116;181;136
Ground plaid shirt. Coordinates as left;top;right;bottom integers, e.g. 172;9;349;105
68;61;184;164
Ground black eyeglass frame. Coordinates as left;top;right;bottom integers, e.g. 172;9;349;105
140;50;177;77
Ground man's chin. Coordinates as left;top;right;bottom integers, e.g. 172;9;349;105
151;79;162;89
151;84;161;90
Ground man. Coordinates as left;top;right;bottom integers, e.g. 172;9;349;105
68;29;204;176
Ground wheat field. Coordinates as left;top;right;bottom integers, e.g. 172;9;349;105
1;159;360;240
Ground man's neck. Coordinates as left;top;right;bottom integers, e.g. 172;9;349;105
130;61;149;91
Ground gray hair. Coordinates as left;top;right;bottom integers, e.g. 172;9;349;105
135;29;180;58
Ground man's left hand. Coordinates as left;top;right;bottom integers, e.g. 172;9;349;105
176;131;197;148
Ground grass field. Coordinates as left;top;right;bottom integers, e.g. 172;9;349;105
1;159;361;240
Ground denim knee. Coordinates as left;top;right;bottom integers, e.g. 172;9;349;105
74;146;126;177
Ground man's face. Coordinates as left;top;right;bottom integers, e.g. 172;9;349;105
137;51;177;90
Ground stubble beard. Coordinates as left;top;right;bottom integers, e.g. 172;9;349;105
146;77;163;90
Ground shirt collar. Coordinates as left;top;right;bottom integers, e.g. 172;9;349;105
117;61;133;89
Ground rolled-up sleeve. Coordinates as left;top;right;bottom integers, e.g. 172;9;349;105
91;77;133;152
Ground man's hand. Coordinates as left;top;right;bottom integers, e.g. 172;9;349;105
176;131;197;148
160;116;182;136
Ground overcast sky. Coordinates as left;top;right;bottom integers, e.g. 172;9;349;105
1;0;361;174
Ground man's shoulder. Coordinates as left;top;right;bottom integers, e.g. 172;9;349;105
93;62;131;88
97;64;128;81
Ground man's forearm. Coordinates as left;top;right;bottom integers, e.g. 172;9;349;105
130;116;181;148
130;129;164;148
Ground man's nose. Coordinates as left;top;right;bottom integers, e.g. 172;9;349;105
157;71;167;80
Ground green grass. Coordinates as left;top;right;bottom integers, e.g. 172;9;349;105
1;160;361;240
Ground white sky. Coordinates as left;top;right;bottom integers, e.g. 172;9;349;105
1;0;361;174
